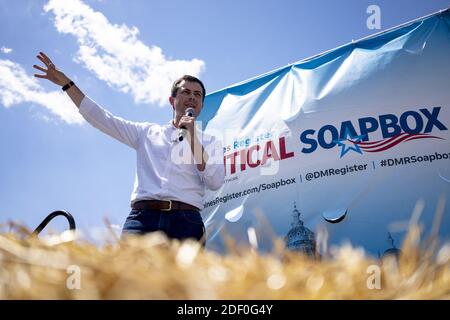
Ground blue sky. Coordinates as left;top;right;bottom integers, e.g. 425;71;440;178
1;0;449;241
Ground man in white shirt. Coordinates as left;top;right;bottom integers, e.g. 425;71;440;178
33;52;224;243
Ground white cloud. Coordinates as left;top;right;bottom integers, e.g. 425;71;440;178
44;0;205;107
0;59;84;125
1;46;13;54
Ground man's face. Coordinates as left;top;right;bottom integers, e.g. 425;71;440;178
169;80;204;118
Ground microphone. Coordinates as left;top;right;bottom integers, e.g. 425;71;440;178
178;107;196;142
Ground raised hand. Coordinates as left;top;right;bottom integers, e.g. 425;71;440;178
33;51;85;107
33;52;70;86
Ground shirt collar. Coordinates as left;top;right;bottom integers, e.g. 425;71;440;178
168;120;177;130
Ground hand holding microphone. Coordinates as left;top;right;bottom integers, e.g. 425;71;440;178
178;107;196;142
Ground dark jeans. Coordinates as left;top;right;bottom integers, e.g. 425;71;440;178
121;209;205;243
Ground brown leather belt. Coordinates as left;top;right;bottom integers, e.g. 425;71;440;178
132;200;200;212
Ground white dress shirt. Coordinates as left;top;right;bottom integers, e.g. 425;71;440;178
79;96;224;209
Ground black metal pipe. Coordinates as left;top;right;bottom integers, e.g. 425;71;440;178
32;210;76;236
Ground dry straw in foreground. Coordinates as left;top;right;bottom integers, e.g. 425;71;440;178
0;223;449;299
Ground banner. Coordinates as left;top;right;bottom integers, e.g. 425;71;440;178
199;9;450;256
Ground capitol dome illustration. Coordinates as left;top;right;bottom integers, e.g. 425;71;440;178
285;203;316;256
382;233;401;259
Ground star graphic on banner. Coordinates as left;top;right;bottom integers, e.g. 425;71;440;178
333;129;366;158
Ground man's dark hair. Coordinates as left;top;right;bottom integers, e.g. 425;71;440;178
171;75;206;101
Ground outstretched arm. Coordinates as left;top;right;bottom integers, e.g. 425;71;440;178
33;51;85;108
34;51;146;149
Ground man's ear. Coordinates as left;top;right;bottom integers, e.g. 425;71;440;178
169;96;175;108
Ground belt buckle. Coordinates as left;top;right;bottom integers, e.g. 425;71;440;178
161;200;172;212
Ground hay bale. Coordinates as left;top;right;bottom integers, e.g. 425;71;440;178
0;227;449;299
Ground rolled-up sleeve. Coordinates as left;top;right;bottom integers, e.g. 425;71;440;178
197;135;225;191
79;96;148;149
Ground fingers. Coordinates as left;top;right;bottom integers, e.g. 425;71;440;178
179;117;196;133
33;64;48;78
33;64;46;72
39;51;53;64
37;55;48;67
37;52;55;69
179;118;195;127
39;51;52;63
